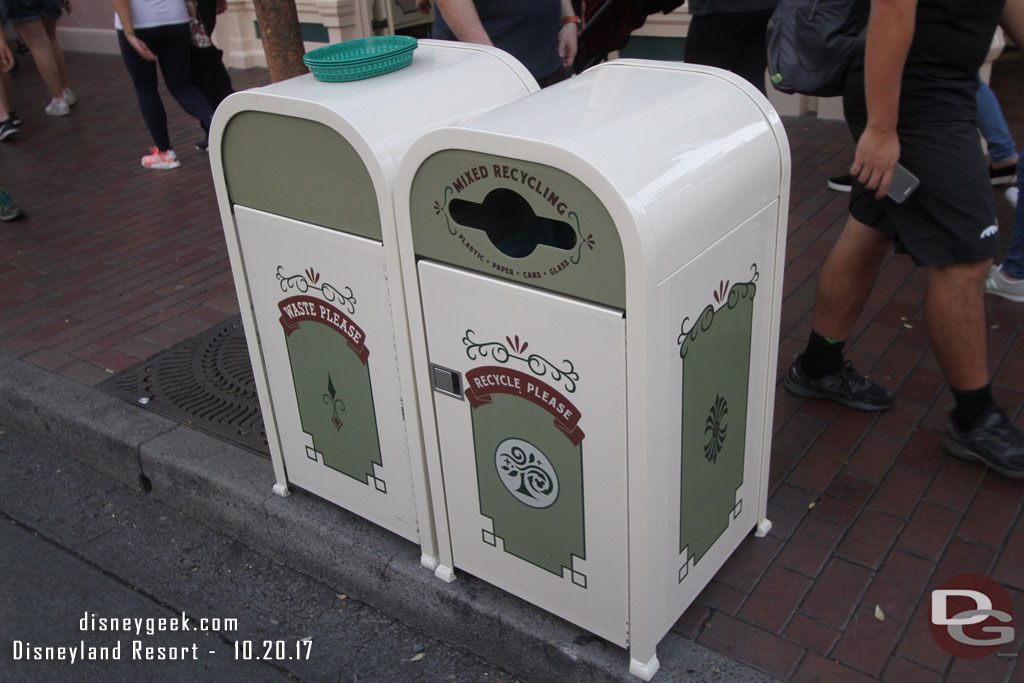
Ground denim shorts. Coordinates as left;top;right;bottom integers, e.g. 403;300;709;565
7;0;63;25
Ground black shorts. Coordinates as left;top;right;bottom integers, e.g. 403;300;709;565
844;88;999;267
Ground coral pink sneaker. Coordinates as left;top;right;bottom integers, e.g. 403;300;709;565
141;147;180;170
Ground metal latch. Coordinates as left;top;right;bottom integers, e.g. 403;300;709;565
431;364;463;400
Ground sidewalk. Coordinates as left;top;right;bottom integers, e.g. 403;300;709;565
3;48;1024;681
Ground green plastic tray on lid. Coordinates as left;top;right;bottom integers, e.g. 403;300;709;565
303;36;418;82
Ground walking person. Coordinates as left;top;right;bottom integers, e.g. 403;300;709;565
986;153;1024;300
422;0;579;87
785;0;1024;478
114;0;214;169
7;0;75;116
0;0;22;139
683;0;778;96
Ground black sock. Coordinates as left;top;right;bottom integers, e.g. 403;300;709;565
952;384;995;431
801;330;845;378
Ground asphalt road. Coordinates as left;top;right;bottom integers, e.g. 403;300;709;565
0;423;521;683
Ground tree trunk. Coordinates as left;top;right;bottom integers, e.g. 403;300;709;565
251;0;309;82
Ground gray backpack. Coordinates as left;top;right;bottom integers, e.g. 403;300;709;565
766;0;867;98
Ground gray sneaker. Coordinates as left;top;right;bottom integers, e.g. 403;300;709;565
946;407;1024;479
784;354;893;411
984;265;1024;302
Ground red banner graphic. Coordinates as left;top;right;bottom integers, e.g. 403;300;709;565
277;295;370;365
465;366;585;446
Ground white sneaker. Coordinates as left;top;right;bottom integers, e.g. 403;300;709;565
1008;187;1019;209
62;88;77;106
141;147;180;170
45;98;70;117
985;264;1024;302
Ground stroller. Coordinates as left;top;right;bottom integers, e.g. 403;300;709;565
572;0;686;74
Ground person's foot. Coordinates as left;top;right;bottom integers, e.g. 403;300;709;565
44;98;70;117
945;406;1024;478
1008;186;1019;209
62;88;77;106
984;264;1024;302
195;138;209;152
0;118;17;141
827;173;853;192
990;161;1018;186
9;110;21;126
141;147;180;170
784;354;893;411
0;187;25;221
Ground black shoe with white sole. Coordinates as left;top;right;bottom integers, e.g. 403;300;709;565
784;354;893;412
946;407;1024;479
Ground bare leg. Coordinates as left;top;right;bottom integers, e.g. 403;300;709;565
13;20;64;99
812;215;892;339
0;70;12;120
42;16;69;92
925;260;991;391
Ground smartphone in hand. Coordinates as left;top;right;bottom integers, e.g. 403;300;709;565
886;163;921;204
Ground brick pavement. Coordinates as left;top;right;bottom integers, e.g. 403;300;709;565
3;45;1024;682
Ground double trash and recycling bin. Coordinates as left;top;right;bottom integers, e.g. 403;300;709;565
211;44;790;680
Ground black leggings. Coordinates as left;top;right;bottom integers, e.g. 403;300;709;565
684;9;774;96
118;23;214;151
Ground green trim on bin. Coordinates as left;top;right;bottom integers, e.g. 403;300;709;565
221;111;382;241
410;150;625;310
254;21;329;44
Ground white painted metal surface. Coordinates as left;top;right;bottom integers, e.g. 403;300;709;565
209;41;538;568
395;60;790;678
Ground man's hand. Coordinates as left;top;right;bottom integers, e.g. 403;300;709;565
851;125;901;199
416;0;430;14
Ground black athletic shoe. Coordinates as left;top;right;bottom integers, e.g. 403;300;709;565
784;354;894;411
0;118;16;141
195;138;208;152
827;173;853;192
945;407;1024;479
990;164;1017;187
9;110;21;126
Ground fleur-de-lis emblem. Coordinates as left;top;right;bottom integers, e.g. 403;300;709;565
713;280;730;304
305;267;321;285
506;335;528;354
433;200;443;215
584;233;595;250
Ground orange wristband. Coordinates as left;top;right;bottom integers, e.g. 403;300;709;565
560;15;580;27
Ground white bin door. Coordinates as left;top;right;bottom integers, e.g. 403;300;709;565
234;206;419;542
419;261;628;646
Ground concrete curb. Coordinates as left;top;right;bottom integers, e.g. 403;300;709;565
0;352;775;683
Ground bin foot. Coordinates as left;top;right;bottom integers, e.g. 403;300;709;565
272;483;291;498
755;518;772;538
420;554;438;571
434;564;456;583
629;653;660;681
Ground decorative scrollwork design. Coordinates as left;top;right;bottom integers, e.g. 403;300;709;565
463;330;579;393
495;440;559;509
276;266;357;314
704;394;728;463
568;211;595;265
677;263;760;358
434;186;457;235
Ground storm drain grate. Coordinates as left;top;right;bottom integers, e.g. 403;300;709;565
99;315;270;456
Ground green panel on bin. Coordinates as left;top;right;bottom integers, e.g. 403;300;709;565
410;150;625;309
469;389;586;579
222;111;382;241
678;275;756;565
282;309;384;487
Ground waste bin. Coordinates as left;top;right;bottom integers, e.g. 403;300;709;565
209;40;537;569
395;60;790;679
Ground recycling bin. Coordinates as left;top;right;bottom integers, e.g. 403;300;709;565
209;40;537;569
394;60;790;679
